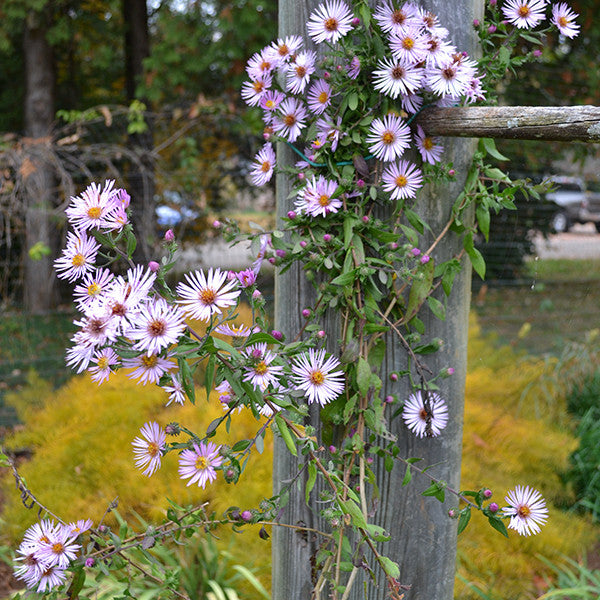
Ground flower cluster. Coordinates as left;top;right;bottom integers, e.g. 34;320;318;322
13;519;91;592
501;0;579;37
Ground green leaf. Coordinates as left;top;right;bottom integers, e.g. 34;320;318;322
464;232;486;280
231;439;252;452
476;205;491;242
378;556;400;579
402;465;412;486
275;415;297;457
356;357;372;397
67;567;86;600
480;137;509;161
331;269;358;287
421;481;446;503
487;515;509;537
126;230;137;259
205;354;215;401
177;357;195;404
457;506;471;535
339;499;367;528
306;461;317;504
405;258;434;322
427;296;446;321
255;432;264;454
348;92;359;111
364;523;390;542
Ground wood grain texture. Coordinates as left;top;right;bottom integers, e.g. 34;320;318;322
415;105;600;142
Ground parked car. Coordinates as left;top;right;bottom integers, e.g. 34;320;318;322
545;176;600;233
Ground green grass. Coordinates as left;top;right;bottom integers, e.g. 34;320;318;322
525;258;600;281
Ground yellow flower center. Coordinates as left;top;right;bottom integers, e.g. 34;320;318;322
318;91;329;104
254;361;268;375
324;17;338;31
558;16;569;26
195;456;209;470
382;131;395;145
71;253;85;267
295;65;307;78
284;114;297;127
260;61;270;71
97;356;109;369
142;355;158;368
148;319;166;336
402;37;415;50
253;80;265;93
392;9;407;25
517;505;531;517
395;175;408;188
518;5;530;17
265;100;275;109
318;194;331;207
51;542;64;554
200;288;217;306
87;282;101;296
261;161;271;173
147;442;159;457
278;44;289;56
423;138;434;150
87;206;102;220
310;370;325;385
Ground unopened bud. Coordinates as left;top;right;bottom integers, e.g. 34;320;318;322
241;510;252;522
164;229;175;242
148;261;160;272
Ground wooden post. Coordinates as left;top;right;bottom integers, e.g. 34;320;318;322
273;2;482;599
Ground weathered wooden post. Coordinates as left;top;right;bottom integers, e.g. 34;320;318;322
273;1;483;599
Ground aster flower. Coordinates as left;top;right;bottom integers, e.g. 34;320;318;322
21;520;57;550
260;89;285;122
65;180;120;231
246;48;277;80
290;348;345;406
270;35;304;63
273;97;308;143
178;441;224;488
373;57;422;99
35;524;80;569
128;297;186;356
373;0;420;35
241;73;272;107
414;125;444;164
13;545;44;587
503;485;549;536
72;313;118;348
88;347;119;384
54;230;101;282
295;175;342;217
235;268;257;288
366;114;411;162
162;374;186;406
307;0;354;44
401;93;424;114
286;50;316;94
176;268;241;322
552;2;579;38
32;565;68;593
347;56;361;79
65;338;96;373
250;142;276;186
464;75;487;104
423;35;456;68
316;115;345;152
67;519;94;536
243;342;284;391
122;353;175;385
418;6;450;38
307;80;333;115
214;323;254;337
252;234;271;275
389;26;430;65
73;267;114;310
132;421;167;477
425;58;472;97
382;160;424;200
502;0;547;29
402;390;449;437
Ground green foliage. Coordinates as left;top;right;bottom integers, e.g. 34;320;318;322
536;555;600;600
457;316;600;600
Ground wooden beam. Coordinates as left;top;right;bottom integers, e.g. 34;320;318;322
415;105;600;142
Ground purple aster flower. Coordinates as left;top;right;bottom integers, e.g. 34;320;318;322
552;2;579;37
35;524;80;569
381;160;423;200
73;267;114;310
88;347;119;384
286;50;316;94
423;35;456;68
127;297;186;356
122;353;175;385
290;348;345;406
295;175;342;217
366;114;411;162
372;57;423;99
414;125;444;164
502;485;549;536
502;0;547;28
250;142;276;186
54;230;101;283
273;97;307;143
241;72;272;107
402;390;449;437
425;57;472;97
176;268;241;322
65;180;120;231
178;441;224;488
401;93;424;114
132;421;167;477
270;35;304;64
162;373;186;406
418;6;450;38
246;48;277;80
389;26;430;65
307;0;354;44
260;89;285;123
243;342;284;391
307;80;333;115
347;56;361;79
373;0;420;35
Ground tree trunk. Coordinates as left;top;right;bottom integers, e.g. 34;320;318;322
123;0;154;262
23;12;57;313
272;1;482;599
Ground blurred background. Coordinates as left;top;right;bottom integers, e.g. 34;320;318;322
1;1;600;599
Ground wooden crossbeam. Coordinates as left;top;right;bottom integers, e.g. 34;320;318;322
414;105;600;143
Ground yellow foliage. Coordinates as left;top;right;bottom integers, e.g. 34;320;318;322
457;315;599;600
0;370;273;585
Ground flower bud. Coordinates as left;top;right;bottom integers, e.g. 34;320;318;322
329;445;337;453
488;502;499;513
241;510;253;522
356;179;365;188
448;169;455;177
323;233;332;243
164;229;175;242
213;220;221;228
276;249;286;258
271;330;283;341
351;17;360;26
302;308;311;318
362;215;369;223
533;49;542;58
448;509;457;518
165;423;180;436
390;372;398;382
487;24;497;33
411;247;421;257
268;257;276;265
148;261;160;272
287;210;296;219
483;489;493;499
85;558;95;567
298;172;305;180
420;254;431;264
317;330;326;338
473;19;480;26
252;289;262;300
259;526;270;540
300;240;307;248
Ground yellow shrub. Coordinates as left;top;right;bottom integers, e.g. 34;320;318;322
457;316;599;599
0;370;273;586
